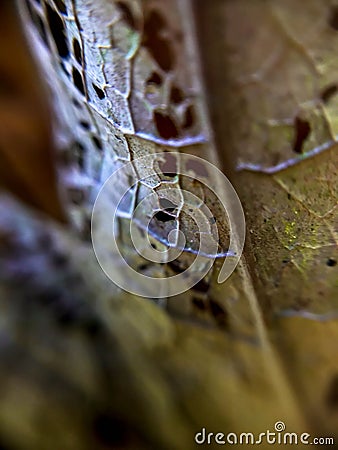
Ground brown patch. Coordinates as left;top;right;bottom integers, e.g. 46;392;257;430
320;84;338;103
328;6;338;30
293;116;311;154
154;111;179;139
116;1;137;30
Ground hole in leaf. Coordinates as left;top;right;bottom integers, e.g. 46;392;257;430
293;116;311;154
72;67;85;95
73;38;82;65
320;84;338;103
154;210;175;223
46;3;69;58
154;111;178;139
79;121;90;130
92;83;105;99
328;6;338;30
159;198;177;213
326;258;337;267
54;0;67;15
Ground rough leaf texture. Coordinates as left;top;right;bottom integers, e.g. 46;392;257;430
0;0;336;449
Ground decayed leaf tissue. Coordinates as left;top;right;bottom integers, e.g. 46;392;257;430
0;0;337;449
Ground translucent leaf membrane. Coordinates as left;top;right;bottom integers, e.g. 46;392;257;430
19;0;235;305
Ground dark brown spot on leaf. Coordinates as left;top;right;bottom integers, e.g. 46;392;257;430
293;116;311;154
143;11;174;71
320;84;338;103
146;71;162;86
183;104;195;129
154;111;179;139
116;1;137;30
192;297;207;311
209;299;228;327
159;152;177;177
170;85;184;104
144;10;167;37
328;6;338;30
148;38;174;72
193;278;209;293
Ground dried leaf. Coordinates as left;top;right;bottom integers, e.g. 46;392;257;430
0;1;66;222
0;1;336;449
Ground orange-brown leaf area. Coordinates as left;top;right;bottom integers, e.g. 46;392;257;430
0;1;336;450
0;2;66;222
196;0;338;442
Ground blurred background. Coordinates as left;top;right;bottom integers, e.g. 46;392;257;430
0;1;337;449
